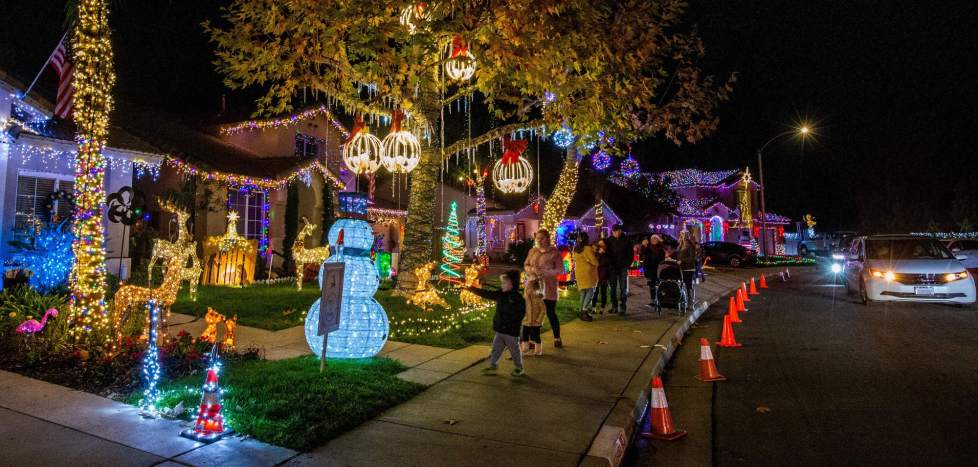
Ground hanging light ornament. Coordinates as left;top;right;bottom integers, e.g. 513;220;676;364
444;36;477;81
341;115;382;175
381;109;421;174
400;2;430;34
621;152;640;178
551;127;574;148
492;136;534;194
592;150;611;171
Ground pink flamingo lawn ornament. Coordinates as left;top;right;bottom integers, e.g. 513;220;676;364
16;308;58;334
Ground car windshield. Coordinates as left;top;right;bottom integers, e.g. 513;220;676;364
865;239;953;260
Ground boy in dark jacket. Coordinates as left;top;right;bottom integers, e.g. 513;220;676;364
467;269;526;376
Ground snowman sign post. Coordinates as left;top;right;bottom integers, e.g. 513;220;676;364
318;261;345;372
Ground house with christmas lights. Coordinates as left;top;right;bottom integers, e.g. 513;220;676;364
120;102;346;283
0;70;163;281
646;168;792;253
464;196;623;260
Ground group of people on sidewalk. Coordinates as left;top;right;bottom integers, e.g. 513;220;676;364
466;225;703;377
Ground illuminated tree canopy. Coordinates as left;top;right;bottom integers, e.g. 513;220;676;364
207;0;733;287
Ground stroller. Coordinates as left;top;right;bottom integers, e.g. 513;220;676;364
654;259;690;315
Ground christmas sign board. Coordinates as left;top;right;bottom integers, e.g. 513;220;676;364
319;262;345;336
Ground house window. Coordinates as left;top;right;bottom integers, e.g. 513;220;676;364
15;174;73;232
227;189;266;240
294;133;320;158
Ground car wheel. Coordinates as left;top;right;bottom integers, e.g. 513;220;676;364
799;244;809;256
729;256;742;268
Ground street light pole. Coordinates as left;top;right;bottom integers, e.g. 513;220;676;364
756;127;809;256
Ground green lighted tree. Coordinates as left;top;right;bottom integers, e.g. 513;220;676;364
206;0;733;290
439;200;464;284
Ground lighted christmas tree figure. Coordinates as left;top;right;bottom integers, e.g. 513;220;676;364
439;200;464;284
181;344;232;442
139;299;162;416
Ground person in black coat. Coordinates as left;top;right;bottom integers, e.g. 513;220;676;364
602;224;634;314
467;269;526;377
642;235;667;306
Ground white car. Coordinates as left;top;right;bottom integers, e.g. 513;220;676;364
844;235;976;305
945;239;978;273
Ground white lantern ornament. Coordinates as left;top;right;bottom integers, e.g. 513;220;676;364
400;2;430;34
492;137;534;194
341;115;382;175
444;36;477;81
381;109;421;174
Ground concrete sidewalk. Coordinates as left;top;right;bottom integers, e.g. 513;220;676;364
0;369;297;466
286;268;770;467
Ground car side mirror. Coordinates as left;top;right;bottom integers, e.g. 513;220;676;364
955;254;969;261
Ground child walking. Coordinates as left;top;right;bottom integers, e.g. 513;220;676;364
466;270;526;377
521;277;546;356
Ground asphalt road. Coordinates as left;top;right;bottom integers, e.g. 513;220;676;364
626;269;978;466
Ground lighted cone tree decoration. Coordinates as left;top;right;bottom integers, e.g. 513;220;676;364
439;200;464;284
182;344;232;442
492;137;533;194
342;115;382;175
444;35;476;81
380;110;421;174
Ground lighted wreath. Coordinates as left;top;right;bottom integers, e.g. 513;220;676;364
444;36;477;81
42;190;75;222
380;109;421;174
341;115;383;175
492;136;534;194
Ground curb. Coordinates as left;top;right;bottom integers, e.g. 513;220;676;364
580;274;749;467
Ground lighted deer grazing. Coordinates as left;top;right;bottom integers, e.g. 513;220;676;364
291;217;331;290
113;254;185;343
148;201;202;301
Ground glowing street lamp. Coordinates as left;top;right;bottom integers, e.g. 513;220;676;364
757;124;812;256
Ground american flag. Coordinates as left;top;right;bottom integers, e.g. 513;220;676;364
48;38;74;119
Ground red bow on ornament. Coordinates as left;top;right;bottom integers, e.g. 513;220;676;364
389;109;405;133
414;2;427;16
451;36;469;58
501;136;529;164
345;115;365;144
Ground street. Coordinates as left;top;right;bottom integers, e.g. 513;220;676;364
626;269;978;466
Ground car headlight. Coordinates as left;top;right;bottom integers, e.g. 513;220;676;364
945;271;969;282
830;263;842;273
869;269;895;281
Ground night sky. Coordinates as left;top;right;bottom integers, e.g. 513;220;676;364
2;1;976;232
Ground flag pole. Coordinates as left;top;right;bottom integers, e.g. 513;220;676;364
21;29;70;99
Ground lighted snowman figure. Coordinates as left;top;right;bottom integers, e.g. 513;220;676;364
304;192;389;358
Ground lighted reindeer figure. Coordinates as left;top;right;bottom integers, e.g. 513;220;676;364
291;217;331;290
459;265;490;307
406;262;449;311
148;201;202;301
113;254;185;343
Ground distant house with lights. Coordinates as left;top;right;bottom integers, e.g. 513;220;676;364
0;70;164;279
464;196;623;260
645;168;791;253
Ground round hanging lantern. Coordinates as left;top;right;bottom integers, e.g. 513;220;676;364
444;36;477;81
341;115;383;175
492;137;534;194
400;2;430;34
381;110;421;174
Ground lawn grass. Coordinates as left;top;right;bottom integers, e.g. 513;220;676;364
170;282;318;330
130;356;423;451
170;276;583;349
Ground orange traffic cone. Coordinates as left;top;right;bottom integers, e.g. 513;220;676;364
741;283;751;302
640;377;688;440
717;314;742;347
696;338;726;382
729;303;742;324
749;278;759;295
736;289;748;312
759;274;769;289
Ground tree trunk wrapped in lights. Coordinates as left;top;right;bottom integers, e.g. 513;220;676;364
542;145;580;235
397;142;439;291
69;0;115;342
